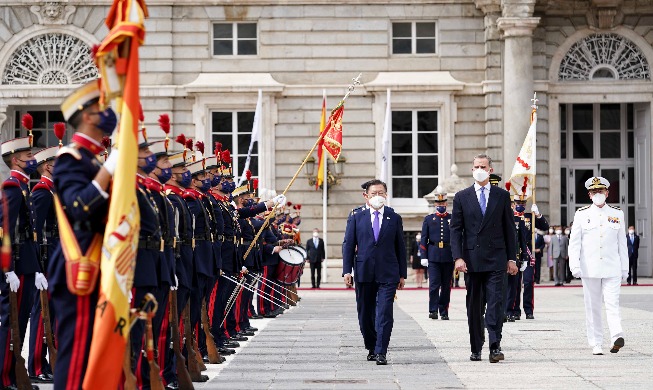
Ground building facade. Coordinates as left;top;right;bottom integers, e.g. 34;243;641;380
0;0;651;275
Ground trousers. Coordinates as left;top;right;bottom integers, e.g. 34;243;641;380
581;276;623;347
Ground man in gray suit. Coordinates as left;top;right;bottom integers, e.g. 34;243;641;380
550;226;569;286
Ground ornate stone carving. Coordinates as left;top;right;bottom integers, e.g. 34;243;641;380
442;164;468;195
30;2;76;25
501;0;536;18
586;0;624;29
2;33;99;85
558;33;650;81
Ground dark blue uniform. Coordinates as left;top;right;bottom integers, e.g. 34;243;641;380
420;212;454;317
257;220;281;316
48;137;109;389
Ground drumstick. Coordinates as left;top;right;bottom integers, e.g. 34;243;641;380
222;274;295;309
250;273;299;304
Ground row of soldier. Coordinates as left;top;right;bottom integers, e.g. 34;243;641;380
0;80;304;390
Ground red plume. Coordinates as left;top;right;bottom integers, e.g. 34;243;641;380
175;134;186;146
286;201;292;207
214;142;222;154
101;136;111;149
158;114;170;134
91;44;100;59
295;204;302;210
246;170;252;181
53;122;66;142
505;182;511;191
185;139;193;151
195;141;205;156
252;178;258;190
139;103;144;122
221;150;231;164
21;113;33;130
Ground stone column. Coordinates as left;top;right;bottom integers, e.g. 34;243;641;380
497;17;539;173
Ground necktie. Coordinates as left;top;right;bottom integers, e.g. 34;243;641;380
314;238;318;247
373;211;380;241
630;235;634;244
479;187;487;216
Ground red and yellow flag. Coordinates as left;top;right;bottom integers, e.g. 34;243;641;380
323;102;344;162
315;92;327;189
84;1;147;388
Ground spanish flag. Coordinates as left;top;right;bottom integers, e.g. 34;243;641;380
84;1;147;388
315;91;327;189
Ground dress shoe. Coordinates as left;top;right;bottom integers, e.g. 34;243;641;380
627;282;631;285
218;347;236;355
250;314;263;319
526;314;535;320
30;374;53;383
429;311;438;319
507;315;515;322
634;283;639;286
489;349;504;363
514;315;521;320
440;314;449;320
231;335;248;341
470;352;482;361
592;345;603;355
246;326;259;332
165;381;180;390
202;354;210;363
263;312;278;318
376;354;387;365
224;340;240;348
192;374;209;383
366;350;376;361
239;330;255;336
610;337;624;353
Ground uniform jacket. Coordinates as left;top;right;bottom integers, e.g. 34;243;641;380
569;204;629;278
134;177;163;288
260;223;281;267
145;178;175;286
31;176;58;272
184;188;214;278
450;184;517;273
420;212;453;263
342;206;407;283
513;212;549;264
165;185;193;289
306;237;325;264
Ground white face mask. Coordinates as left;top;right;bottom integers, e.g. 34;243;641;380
368;195;386;210
312;232;319;238
472;168;489;183
592;193;606;206
555;230;562;235
564;229;570;235
548;228;554;234
628;229;635;234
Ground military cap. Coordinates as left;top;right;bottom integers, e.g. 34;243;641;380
61;80;101;123
585;176;610;190
489;174;502;186
1;136;33;157
34;146;59;165
186;159;205;176
433;185;447;203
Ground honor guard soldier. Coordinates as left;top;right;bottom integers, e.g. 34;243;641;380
49;80;117;389
420;186;454;320
27;144;62;383
0;132;42;390
569;177;628;355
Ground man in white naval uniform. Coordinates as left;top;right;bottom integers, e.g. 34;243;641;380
569;176;629;356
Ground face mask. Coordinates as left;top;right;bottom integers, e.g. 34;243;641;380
555;230;562;235
139;153;157;174
368;195;385;210
97;108;118;135
564;230;570;235
515;205;525;213
243;198;255;207
436;206;446;213
199;178;211;192
472;168;489;182
179;171;192;188
221;181;235;194
312;232;319;238
416;235;421;241
549;229;554;234
157;167;172;184
19;159;38;175
592;193;606;206
628;229;635;234
211;175;221;187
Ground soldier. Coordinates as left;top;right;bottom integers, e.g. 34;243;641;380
27;145;60;383
0;133;42;389
420;186;454;320
569;177;628;356
504;196;530;322
49;80;117;389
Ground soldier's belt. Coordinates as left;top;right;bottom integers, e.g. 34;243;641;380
223;236;237;244
44;231;59;239
429;241;450;248
216;234;226;242
138;237;163;251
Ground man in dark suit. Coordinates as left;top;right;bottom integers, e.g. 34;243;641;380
306;228;326;288
343;179;407;366
450;154;517;363
626;226;640;285
534;229;545;284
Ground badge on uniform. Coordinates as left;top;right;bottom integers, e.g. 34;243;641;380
438;242;444;248
608;216;620;224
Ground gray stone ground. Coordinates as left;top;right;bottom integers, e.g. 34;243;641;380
24;279;653;389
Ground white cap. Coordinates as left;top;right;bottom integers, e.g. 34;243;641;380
1;136;33;156
34;146;59;165
585;176;610;190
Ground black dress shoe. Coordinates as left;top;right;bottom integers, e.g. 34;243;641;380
246;326;259;332
231;335;248;341
489;349;504;363
263;313;278;318
202;354;209;363
441;314;449;320
429;311;438;319
165;381;179;390
366;350;376;361
376;354;387;365
239;330;255;336
610;337;625;353
514;315;521;320
250;314;263;319
191;374;209;383
218;347;236;355
507;315;515;322
526;314;535;319
470;352;482;361
30;374;53;383
224;340;240;348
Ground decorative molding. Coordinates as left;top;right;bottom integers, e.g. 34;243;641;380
496;17;540;38
30;2;76;25
474;0;501;15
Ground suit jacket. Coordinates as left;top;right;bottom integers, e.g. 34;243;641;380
306;237;325;264
550;234;569;258
534;233;545;259
627;234;640;258
342;206;407;283
450;184;516;272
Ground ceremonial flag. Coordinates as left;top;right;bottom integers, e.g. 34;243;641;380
380;88;391;183
323;102;344;162
316;90;327;190
84;1;147;388
237;89;262;186
507;105;537;198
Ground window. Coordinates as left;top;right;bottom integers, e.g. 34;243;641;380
392;22;437;55
390;110;438;198
211;111;258;178
14;109;69;148
212;23;257;56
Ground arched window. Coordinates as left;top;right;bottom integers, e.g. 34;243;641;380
558;33;650;81
2;33;98;85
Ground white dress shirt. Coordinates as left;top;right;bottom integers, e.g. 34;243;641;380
369;206;385;230
473;182;491;207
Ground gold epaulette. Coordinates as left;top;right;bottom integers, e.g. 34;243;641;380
165;189;174;196
349;206;364;217
56;144;82;160
608;204;622;210
577;205;591;211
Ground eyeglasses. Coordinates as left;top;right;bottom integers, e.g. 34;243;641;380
368;192;387;197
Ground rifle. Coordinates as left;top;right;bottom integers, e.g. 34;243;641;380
169;291;194;390
9;291;33;390
183;303;208;382
145;301;165;390
40;290;57;370
201;300;221;364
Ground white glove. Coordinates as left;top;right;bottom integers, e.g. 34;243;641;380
272;194;287;207
519;262;527;272
571;268;582;278
5;271;20;293
170;275;178;291
420;258;428;267
34;272;48;291
241;266;249;274
103;149;120;176
531;204;540;216
622;271;628;282
128;289;133;303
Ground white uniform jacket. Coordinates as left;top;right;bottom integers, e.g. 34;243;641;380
569;203;629;278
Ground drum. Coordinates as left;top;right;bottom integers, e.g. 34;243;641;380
291;245;307;260
275;247;305;285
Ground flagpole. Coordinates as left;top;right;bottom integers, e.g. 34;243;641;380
531;93;538;264
242;74;362;261
322;89;328;284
